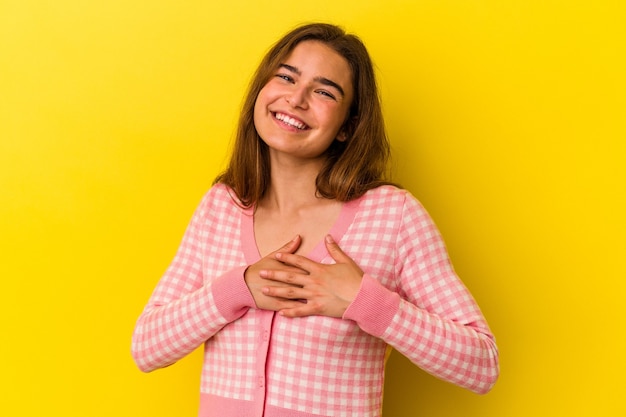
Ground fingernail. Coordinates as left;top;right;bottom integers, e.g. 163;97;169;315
275;252;282;259
325;234;334;243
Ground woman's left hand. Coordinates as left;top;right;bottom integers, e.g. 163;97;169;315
258;235;364;318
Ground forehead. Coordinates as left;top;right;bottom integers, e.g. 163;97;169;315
282;41;353;91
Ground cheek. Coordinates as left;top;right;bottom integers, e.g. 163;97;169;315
253;84;278;115
253;90;268;124
325;106;350;132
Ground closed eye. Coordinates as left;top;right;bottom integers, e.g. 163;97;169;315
316;89;337;100
275;73;294;83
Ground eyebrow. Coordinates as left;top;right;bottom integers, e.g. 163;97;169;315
279;63;346;98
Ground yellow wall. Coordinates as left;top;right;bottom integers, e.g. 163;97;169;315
1;1;624;416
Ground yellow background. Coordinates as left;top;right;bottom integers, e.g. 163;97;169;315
1;1;624;416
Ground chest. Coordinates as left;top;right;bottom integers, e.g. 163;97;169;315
253;204;343;257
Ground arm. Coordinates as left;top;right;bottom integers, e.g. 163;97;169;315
343;193;499;394
131;192;256;373
131;269;255;373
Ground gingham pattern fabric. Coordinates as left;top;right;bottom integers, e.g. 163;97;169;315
132;184;499;417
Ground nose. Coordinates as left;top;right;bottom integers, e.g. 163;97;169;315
285;86;308;109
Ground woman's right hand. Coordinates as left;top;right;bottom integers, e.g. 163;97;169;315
244;235;307;311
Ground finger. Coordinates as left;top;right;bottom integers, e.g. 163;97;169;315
260;265;306;279
264;297;308;312
259;268;304;285
278;303;319;318
324;234;350;263
272;235;302;256
262;285;307;300
274;252;316;272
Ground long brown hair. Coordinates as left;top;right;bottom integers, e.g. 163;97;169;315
214;23;392;206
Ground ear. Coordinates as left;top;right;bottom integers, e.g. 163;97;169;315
337;116;357;142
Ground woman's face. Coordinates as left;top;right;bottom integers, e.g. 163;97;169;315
253;40;354;162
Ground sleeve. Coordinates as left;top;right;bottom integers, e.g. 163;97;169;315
131;190;257;373
343;192;499;394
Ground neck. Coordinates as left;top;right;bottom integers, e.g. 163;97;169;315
261;154;327;213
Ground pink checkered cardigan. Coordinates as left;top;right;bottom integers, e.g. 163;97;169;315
132;184;499;416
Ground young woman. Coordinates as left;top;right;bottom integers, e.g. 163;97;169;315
132;23;499;417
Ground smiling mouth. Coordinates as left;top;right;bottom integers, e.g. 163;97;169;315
273;112;309;130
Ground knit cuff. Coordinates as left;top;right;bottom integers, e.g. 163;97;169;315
342;274;400;337
211;266;256;321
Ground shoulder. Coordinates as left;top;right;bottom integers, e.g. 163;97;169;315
195;183;248;217
362;184;407;198
359;185;410;209
202;182;239;202
358;185;429;218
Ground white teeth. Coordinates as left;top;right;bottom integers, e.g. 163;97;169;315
275;113;307;130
